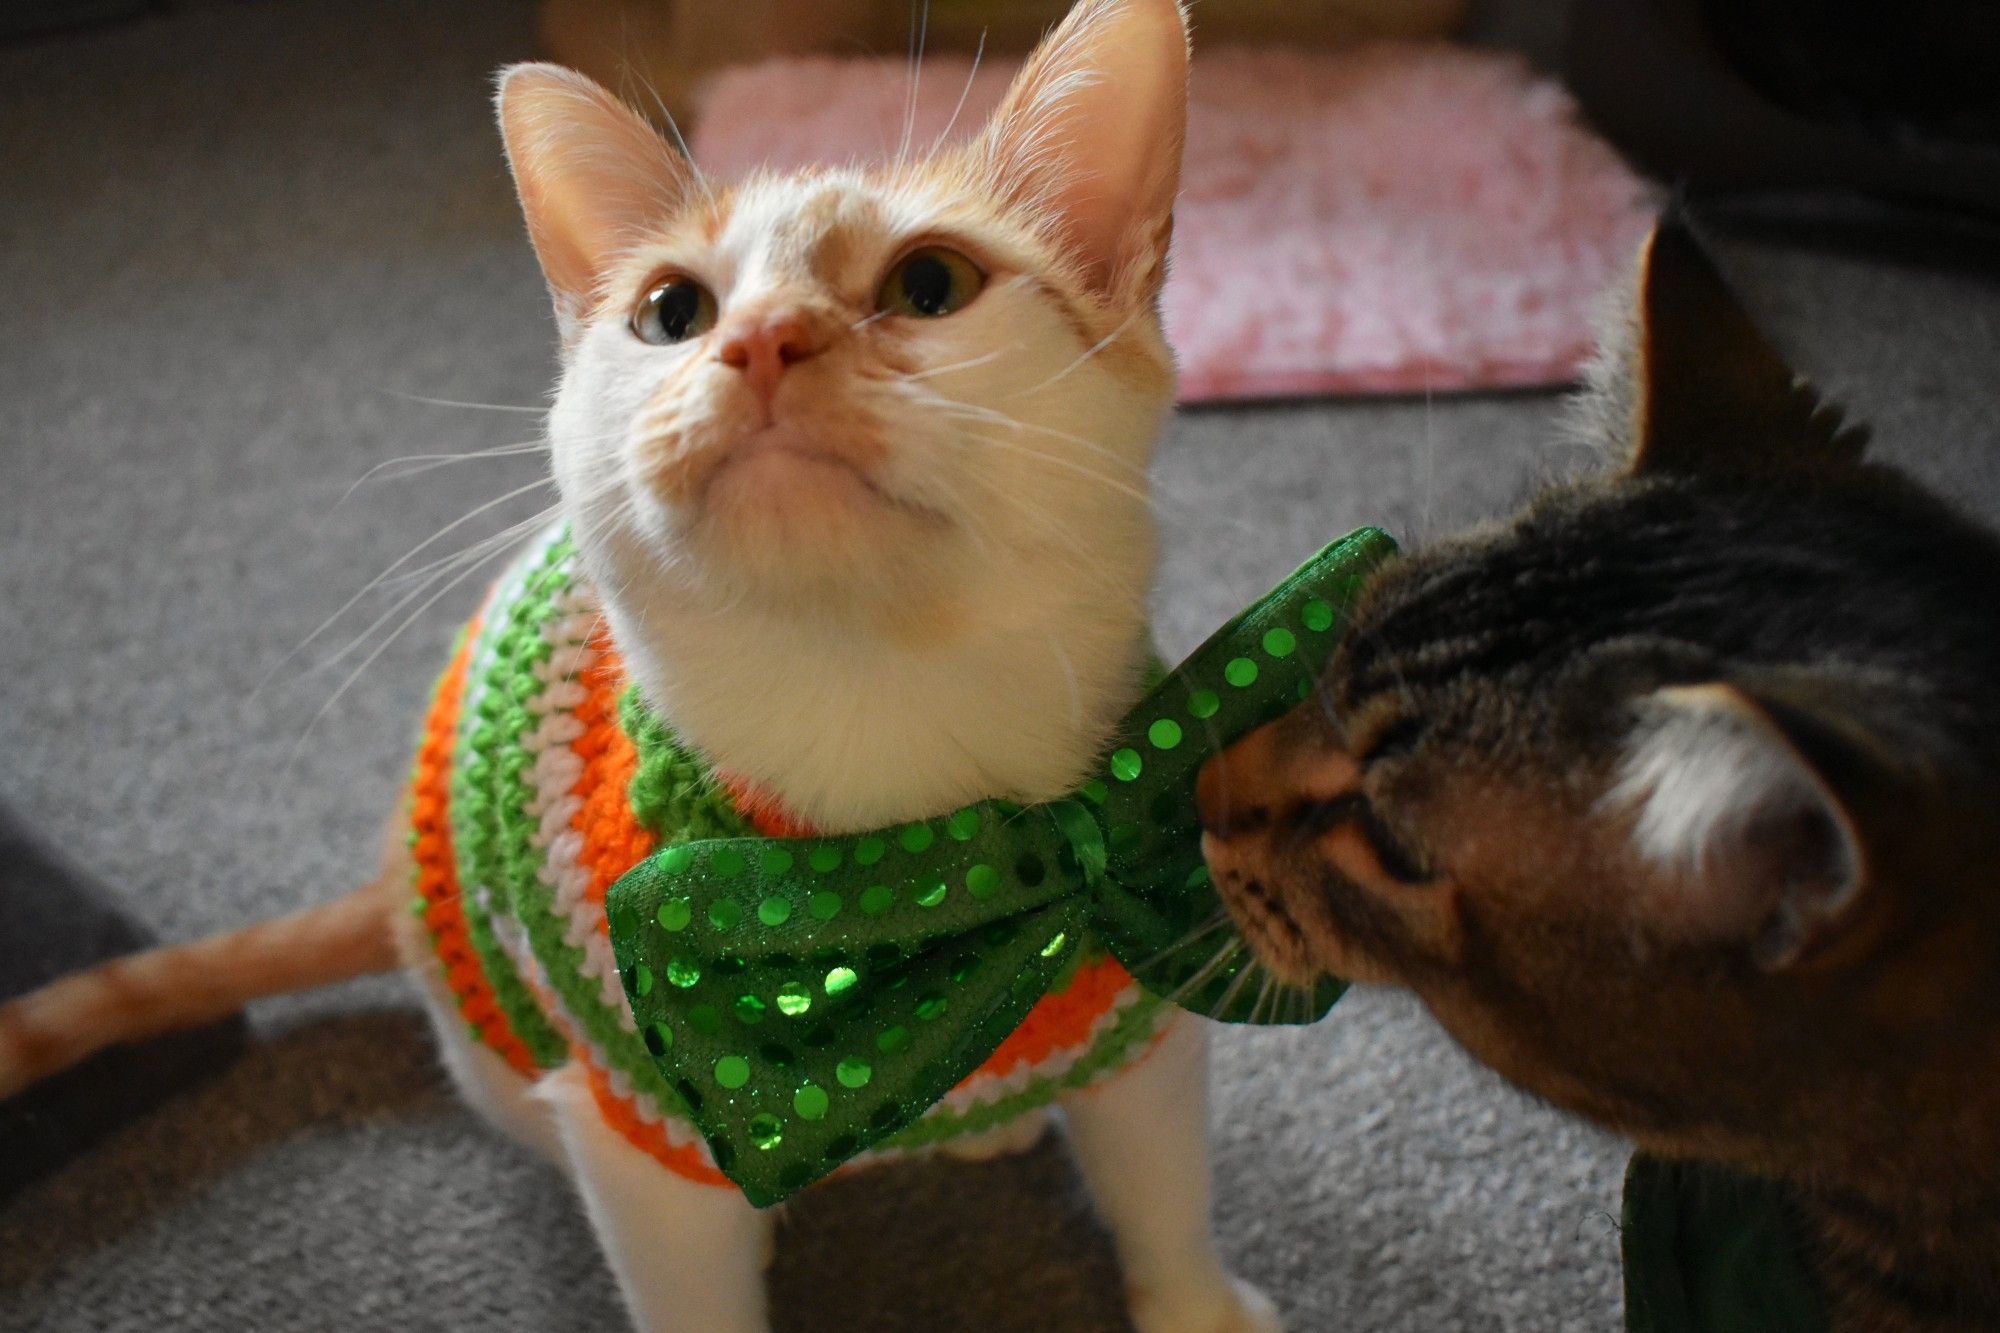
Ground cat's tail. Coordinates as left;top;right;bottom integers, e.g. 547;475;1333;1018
0;874;401;1101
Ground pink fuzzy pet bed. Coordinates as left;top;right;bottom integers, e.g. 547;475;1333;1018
693;45;1657;402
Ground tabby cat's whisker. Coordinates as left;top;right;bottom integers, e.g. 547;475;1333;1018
1209;955;1259;1020
1132;911;1232;972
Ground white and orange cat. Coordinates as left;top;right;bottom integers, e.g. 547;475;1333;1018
0;2;1282;1330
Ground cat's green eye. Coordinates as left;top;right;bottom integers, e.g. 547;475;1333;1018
877;247;985;319
633;278;718;346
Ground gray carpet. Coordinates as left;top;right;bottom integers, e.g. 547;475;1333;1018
3;2;1998;1330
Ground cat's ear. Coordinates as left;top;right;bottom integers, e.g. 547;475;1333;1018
976;0;1191;304
1610;681;1881;971
1611;215;1868;477
495;63;702;341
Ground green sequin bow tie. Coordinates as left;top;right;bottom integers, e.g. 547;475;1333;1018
607;527;1398;1205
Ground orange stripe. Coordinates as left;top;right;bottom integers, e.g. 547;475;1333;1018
582;1057;733;1186
569;639;659;922
965;956;1137;1084
409;621;541;1078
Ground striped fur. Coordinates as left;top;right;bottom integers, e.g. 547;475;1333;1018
1202;220;2000;1330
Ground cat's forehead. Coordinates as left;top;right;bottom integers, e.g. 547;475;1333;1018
638;168;1009;293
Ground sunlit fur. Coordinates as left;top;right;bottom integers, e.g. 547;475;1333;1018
1201;221;2000;1330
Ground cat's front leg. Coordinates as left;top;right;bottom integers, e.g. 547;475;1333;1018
538;1067;776;1333
1061;1014;1283;1333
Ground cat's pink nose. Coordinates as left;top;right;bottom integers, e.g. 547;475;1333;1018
715;312;828;404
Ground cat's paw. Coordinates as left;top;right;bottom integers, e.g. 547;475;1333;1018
1129;1276;1284;1333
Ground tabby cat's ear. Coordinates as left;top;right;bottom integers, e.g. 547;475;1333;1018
976;0;1190;304
1610;681;1878;971
1617;216;1867;477
496;64;702;342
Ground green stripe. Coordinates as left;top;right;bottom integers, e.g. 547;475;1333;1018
478;537;690;1109
447;537;570;1068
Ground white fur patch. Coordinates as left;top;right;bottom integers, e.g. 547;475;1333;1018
1608;687;1825;876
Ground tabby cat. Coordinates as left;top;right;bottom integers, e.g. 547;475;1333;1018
1200;219;2000;1331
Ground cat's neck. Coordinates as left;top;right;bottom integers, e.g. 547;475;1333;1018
593;561;1152;836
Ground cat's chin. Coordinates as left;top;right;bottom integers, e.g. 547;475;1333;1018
673;431;951;605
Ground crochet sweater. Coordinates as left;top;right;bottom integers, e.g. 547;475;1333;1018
407;527;1166;1185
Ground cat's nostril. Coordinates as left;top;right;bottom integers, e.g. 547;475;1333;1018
716;316;828;395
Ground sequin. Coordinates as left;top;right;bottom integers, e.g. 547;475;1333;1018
711;848;746;878
794;1084;829;1121
915;880;948;908
949;953;981;983
854;836;887;866
735;995;767;1025
824;966;858;997
1108;824;1142;855
1080;779;1109;805
1189;689;1220;719
947;808;982;841
750;1115;784;1150
643;1022;673;1056
631;964;655;998
776;983;813;1017
836;1057;872;1088
760;849;794;878
1041;932;1069;958
809;847;842;873
758;896;793;927
689;1005;722;1036
1110;748;1143;781
659;845;694;874
709;899;743;931
808;891;842;921
915;995;948;1021
1302;599;1336;632
965;864;1000;899
1148;718;1183;751
900;823;936;854
1185;865;1211;889
657;897;693;932
714;1056;751;1089
1225;657;1259;687
859;885;894;916
876;1026;911;1054
667;957;702;988
1263;627;1298;658
760;1042;796;1069
1015;854;1046;887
